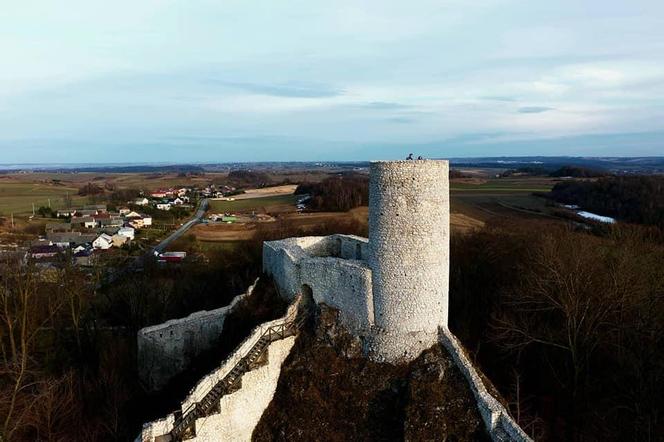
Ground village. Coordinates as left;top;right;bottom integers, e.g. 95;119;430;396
4;186;205;270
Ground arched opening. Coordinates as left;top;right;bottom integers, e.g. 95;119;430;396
299;284;317;323
355;243;362;260
301;284;314;307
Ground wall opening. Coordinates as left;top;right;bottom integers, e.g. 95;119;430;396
355;243;362;260
335;238;342;257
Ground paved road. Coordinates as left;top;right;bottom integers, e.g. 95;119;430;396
102;199;208;284
151;198;208;255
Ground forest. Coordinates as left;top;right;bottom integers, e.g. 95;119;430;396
296;173;369;212
548;175;664;228
449;221;663;440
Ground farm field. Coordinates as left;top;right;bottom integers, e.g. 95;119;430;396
0;181;87;215
208;194;299;213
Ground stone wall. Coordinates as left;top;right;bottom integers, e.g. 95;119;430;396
300;256;373;332
263;235;373;332
368;160;450;362
137;279;259;391
438;327;532;442
138;299;301;442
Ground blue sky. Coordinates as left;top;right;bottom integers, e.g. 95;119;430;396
1;0;663;163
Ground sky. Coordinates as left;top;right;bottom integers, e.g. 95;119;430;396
1;0;663;163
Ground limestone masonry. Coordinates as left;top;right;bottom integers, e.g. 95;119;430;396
139;159;531;442
264;159;450;362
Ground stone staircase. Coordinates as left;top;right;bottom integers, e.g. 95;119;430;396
169;316;304;441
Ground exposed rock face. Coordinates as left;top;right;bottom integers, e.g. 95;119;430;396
253;305;487;442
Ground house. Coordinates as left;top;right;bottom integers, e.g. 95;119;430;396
75;209;98;217
98;217;123;228
46;223;71;232
92;234;113;250
128;219;144;229
112;234;129;248
172;198;184;205
117;227;135;240
142;216;152;226
133;198;149;206
124;211;142;218
84;204;107;213
71;216;97;229
29;244;60;259
118;207;131;215
47;231;83;248
74;248;96;266
156;203;171;211
57;209;76;218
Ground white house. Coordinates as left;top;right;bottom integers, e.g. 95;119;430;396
156;203;171;211
117;227;135;240
118;207;131;215
172;198;184;205
124;211;142;218
133;198;149;206
92;233;113;250
142;216;153;226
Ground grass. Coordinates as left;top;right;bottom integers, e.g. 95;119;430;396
0;182;87;215
208;194;298;213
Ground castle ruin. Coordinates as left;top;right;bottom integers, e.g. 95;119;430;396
139;159;531;442
263;160;449;362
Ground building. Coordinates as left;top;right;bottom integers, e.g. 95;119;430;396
117;226;135;240
71;216;97;229
112;234;129;247
264;160;450;363
92;233;113;250
156;203;171;211
133;198;149;206
29;244;61;259
56;209;76;218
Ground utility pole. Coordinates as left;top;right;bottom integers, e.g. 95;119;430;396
48;198;51;208
32;203;35;216
10;213;14;229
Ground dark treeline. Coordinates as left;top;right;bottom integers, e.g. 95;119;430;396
500;165;608;178
549;165;608;178
226;169;272;188
450;222;664;441
549;175;664;228
296;174;369;212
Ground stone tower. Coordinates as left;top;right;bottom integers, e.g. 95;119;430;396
367;160;450;362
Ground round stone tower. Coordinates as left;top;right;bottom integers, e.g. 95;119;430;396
367;160;449;362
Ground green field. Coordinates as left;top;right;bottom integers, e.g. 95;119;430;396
208;194;298;212
450;181;553;193
0;182;87;215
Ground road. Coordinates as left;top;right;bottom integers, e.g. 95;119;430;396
151;198;209;255
102;199;208;284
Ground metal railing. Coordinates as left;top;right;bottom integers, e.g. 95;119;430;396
169;312;306;441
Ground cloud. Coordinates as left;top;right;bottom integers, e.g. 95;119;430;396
386;117;415;124
517;106;555;113
218;81;344;98
360;101;411;109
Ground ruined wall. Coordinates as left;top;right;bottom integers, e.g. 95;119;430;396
137;279;259;391
191;336;296;441
368;160;450;362
300;257;373;332
438;327;532;442
263;235;373;332
139;299;300;442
